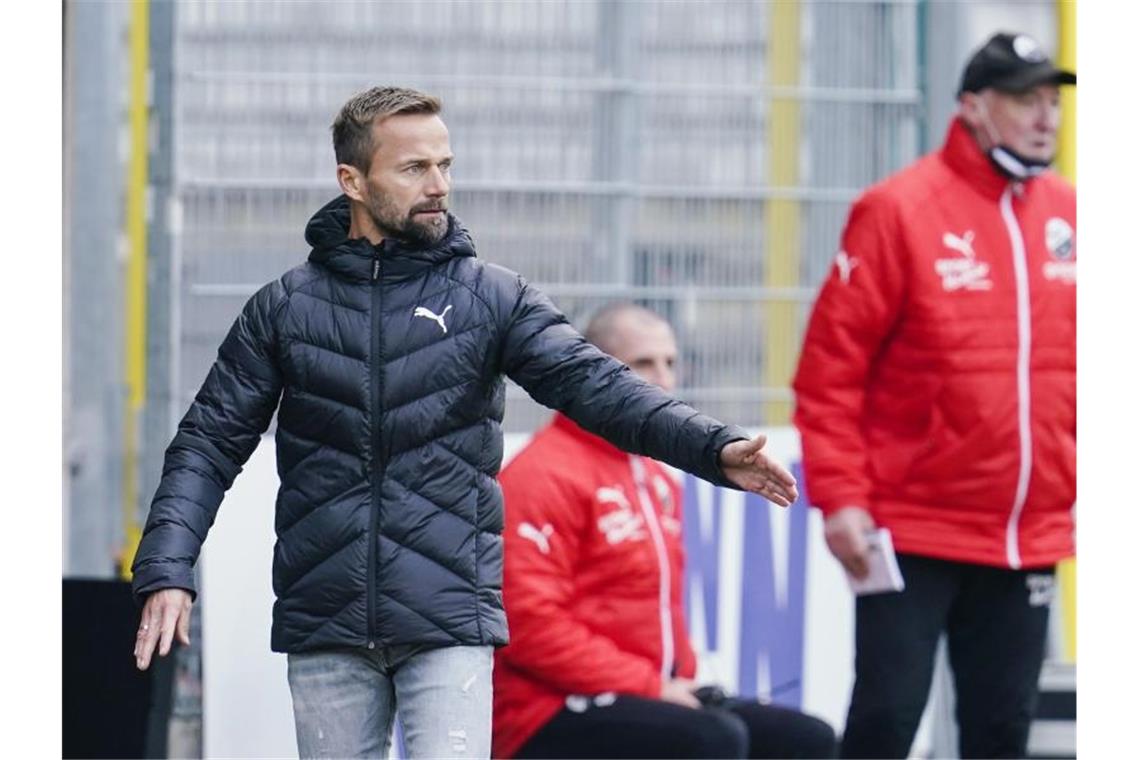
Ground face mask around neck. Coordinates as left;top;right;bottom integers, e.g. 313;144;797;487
988;144;1051;180
974;98;1052;181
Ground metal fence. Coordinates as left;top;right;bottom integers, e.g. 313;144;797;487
64;0;129;576
170;0;924;433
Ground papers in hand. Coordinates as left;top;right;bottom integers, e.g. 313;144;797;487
846;528;906;596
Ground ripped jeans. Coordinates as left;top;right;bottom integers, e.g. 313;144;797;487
287;644;493;759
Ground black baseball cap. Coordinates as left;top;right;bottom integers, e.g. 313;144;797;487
958;32;1076;95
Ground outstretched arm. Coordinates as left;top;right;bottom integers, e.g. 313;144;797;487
497;274;794;503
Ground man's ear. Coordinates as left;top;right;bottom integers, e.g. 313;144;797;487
958;92;983;129
337;164;366;202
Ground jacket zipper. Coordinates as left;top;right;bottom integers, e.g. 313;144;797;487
629;455;674;680
367;256;383;647
1000;185;1033;569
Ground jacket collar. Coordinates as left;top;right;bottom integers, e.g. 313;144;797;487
939;117;1016;202
304;194;476;282
552;413;628;462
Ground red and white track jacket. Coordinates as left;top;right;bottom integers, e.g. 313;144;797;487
793;117;1076;570
492;413;697;758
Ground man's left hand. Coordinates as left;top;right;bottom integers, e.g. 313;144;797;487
718;435;798;507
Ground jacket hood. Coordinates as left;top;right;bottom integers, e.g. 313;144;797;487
305;194;476;282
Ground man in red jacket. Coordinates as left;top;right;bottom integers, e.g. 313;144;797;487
494;303;836;759
792;32;1076;759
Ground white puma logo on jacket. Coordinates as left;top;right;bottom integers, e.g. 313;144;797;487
835;250;859;284
518;522;554;554
942;230;976;259
413;304;453;334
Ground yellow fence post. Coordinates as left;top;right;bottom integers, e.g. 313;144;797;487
762;0;801;425
120;0;149;580
1055;0;1077;664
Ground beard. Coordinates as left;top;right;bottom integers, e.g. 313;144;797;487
364;185;449;248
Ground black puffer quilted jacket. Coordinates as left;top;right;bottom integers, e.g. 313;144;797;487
132;195;748;653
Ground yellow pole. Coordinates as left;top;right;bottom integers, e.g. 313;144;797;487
1056;0;1076;182
761;0;801;425
1055;0;1076;663
120;0;149;579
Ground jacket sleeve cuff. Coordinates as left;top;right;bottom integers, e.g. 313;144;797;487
640;671;663;700
706;425;751;490
130;562;198;606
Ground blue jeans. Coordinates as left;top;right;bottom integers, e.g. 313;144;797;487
287;644;493;759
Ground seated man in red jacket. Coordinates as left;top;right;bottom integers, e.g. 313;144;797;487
493;303;836;759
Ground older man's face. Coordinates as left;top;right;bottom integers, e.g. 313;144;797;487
964;83;1061;164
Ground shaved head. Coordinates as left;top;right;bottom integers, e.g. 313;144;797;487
584;303;677;392
584;303;668;354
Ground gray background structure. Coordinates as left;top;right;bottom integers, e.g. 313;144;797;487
63;3;1064;756
65;0;1057;578
171;0;925;440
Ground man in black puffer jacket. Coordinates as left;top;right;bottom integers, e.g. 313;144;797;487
131;86;798;759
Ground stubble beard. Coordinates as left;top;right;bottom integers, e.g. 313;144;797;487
365;187;448;248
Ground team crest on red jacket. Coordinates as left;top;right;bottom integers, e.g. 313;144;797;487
1044;217;1076;284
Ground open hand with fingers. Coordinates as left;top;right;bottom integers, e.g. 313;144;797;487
718;434;799;507
134;588;194;670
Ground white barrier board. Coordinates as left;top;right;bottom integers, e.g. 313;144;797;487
200;439;297;759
